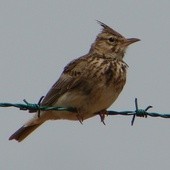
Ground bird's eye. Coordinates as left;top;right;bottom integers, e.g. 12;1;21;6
108;37;115;43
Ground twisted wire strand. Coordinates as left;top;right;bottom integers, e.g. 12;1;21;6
0;98;169;125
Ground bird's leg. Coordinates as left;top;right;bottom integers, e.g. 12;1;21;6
98;109;108;125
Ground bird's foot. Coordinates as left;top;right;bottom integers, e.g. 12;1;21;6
98;110;108;125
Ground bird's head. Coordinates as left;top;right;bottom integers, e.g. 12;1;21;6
89;21;140;59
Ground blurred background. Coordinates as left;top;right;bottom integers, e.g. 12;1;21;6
0;1;170;169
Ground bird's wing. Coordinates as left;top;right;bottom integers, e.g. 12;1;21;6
41;56;89;106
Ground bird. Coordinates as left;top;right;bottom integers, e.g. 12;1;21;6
9;21;140;142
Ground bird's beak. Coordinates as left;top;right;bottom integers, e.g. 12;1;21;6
124;38;140;46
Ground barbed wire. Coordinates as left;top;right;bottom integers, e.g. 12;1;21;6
0;97;169;125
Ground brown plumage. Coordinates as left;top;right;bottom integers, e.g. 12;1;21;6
9;21;140;142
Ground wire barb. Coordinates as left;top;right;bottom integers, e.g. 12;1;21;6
131;98;152;126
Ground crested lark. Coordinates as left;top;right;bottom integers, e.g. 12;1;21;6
9;21;140;142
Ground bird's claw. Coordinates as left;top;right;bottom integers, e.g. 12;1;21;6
76;109;83;124
98;110;108;125
99;114;106;125
76;114;83;124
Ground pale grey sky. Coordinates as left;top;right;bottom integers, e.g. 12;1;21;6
0;1;170;170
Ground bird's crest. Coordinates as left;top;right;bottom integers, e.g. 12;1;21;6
96;20;124;38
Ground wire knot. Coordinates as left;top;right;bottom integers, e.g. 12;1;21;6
135;109;148;117
131;98;152;126
22;96;44;117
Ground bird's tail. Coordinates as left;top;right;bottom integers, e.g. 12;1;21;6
9;123;43;142
9;110;52;142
